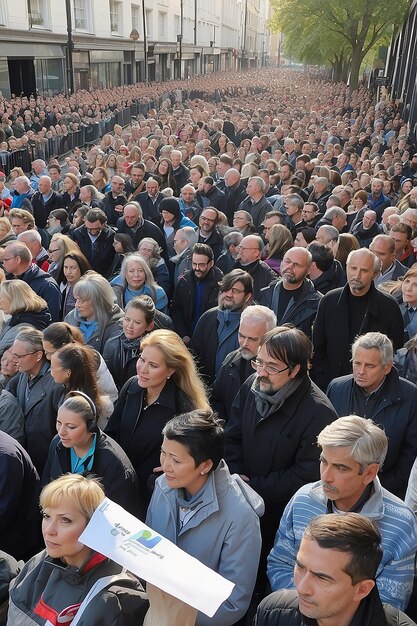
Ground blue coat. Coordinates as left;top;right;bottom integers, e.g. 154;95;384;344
146;460;263;626
327;369;417;499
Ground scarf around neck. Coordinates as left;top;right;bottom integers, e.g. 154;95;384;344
250;375;304;418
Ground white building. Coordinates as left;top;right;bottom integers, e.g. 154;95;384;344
0;0;265;97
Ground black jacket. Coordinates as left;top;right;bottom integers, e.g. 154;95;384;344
237;195;274;232
72;224;116;278
170;266;223;338
225;374;337;551
7;361;65;476
235;259;276;302
115;216;168;260
105;377;193;517
311;282;404;390
31;190;63;229
255;588;414;626
171;162;190;196
224;181;248;224
102;332;140;390
259;278;321;339
101;192;127;226
196;185;227;214
197;227;224;261
42;430;140;517
211;348;253;423
312;260;346;295
0;431;40;560
14;264;61;322
327;368;417;499
137;191;164;225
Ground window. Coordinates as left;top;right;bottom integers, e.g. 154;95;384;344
131;4;140;32
145;9;152;39
28;0;50;29
158;11;167;40
74;0;91;31
110;0;122;34
0;0;6;26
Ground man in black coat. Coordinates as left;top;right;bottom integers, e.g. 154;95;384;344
196;176;227;215
238;176;274;233
327;331;417;500
234;234;277;301
31;176;63;230
72;208;115;279
211;305;276;423
225;326;337;588
197;207;224;261
101;175;127;226
116;202;167;258
170;243;223;342
311;248;404;390
308;242;346;294
137;178;164;225
170;150;190;196
223;168;249;225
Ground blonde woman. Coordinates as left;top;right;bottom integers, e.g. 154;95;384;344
106;328;210;517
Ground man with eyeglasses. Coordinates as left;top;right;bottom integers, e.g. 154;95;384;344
197;207;223;260
171;243;223;343
300;201;320;228
189;268;253;385
235;234;276;301
7;329;64;476
72;208;115;278
211;305;277;423
225;325;337;592
260;246;321;339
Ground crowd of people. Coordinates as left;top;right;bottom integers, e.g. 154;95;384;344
0;66;417;625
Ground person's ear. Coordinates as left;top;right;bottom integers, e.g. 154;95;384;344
353;579;375;602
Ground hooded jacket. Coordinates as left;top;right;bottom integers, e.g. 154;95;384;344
146;459;263;626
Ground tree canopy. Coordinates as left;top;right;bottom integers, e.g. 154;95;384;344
267;0;408;90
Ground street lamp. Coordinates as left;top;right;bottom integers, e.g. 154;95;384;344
129;28;139;84
65;0;74;93
142;0;148;83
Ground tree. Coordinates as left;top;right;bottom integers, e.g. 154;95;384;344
268;0;408;90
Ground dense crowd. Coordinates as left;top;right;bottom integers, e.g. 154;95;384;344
0;67;417;625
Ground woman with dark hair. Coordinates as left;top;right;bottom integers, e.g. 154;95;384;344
154;158;175;191
42;393;139;515
111;232;136;277
294;227;316;248
59;250;92;317
103;296;155;390
159;197;195;258
42;322;118;404
146;409;263;626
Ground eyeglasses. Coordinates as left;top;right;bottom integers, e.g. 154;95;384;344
48;248;60;253
251;358;289;376
224;287;245;295
237;246;259;251
201;217;216;223
12;351;38;360
2;256;16;262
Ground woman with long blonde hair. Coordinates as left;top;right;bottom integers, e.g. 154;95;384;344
106;328;210;516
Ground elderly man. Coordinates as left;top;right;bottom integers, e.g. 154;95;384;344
115;201;166;253
178;183;201;223
137;177;164;225
311;248;403;390
31;175;63;230
225;326;337;588
170;149;189;195
315;224;340;257
2;241;61;321
267;415;417;610
212;305;277;422
351;209;382;248
17;230;49;272
326;332;417;500
368;178;391;219
223;168;247;225
29;159;48;191
307;177;332;213
283;193;304;237
238;176;274;232
370;234;408;286
10;176;35;212
315;206;348;233
101;175;127;226
217;231;243;274
189;269;253;385
260;247;321;338
258;514;415;626
235;234;276;301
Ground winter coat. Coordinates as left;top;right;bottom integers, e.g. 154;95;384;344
64;304;124;354
72;225;116;278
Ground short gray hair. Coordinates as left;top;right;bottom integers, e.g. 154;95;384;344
249;176;267;194
352;332;393;366
347;248;380;273
240;304;277;331
15;328;44;351
317;415;388;470
176;226;198;248
18;230;41;244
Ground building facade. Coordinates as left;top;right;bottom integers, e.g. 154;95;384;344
0;0;267;97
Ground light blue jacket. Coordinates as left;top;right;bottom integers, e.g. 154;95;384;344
146;459;264;626
267;478;417;611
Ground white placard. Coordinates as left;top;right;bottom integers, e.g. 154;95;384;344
79;498;235;617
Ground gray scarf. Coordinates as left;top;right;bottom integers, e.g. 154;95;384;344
250;375;304;419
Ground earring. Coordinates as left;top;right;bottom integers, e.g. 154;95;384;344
200;471;205;475
167;375;170;380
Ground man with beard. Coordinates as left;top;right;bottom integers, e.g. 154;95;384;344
189;269;253;385
211;305;277;422
225;326;337;591
260;247;321;339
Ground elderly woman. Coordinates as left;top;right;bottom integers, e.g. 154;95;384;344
111;254;168;313
79;184;104;209
137;237;170;295
65;271;124;354
7;474;148;625
0;279;51;356
106;329;210;517
147;410;263;626
232;210;256;236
